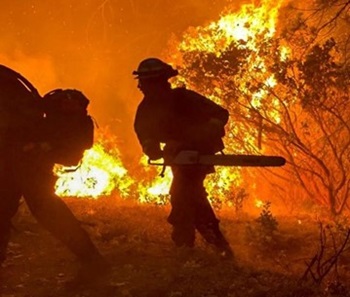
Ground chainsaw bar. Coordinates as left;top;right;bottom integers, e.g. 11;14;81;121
149;150;286;167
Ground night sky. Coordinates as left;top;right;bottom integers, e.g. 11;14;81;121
0;1;230;126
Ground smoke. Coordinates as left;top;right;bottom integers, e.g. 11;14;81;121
0;0;236;157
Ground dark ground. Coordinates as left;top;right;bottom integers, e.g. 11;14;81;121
1;196;350;297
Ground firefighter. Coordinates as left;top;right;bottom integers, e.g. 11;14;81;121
133;58;234;258
0;65;109;282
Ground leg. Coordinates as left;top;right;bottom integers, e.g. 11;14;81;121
0;161;22;265
194;193;229;247
18;160;105;264
167;166;196;247
191;170;233;257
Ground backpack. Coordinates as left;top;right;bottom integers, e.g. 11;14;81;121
42;89;94;167
169;87;228;154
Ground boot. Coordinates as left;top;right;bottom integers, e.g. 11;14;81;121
215;242;235;260
66;254;112;288
197;222;234;260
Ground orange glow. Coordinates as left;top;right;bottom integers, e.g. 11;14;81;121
50;0;288;207
54;143;134;198
255;199;264;208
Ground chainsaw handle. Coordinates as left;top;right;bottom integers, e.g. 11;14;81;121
148;159;166;166
148;159;168;177
148;151;200;166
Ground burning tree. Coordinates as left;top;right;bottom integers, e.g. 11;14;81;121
53;0;350;215
163;0;350;215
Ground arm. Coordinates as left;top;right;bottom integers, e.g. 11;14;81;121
134;103;163;160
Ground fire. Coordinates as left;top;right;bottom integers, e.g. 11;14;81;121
136;156;172;205
178;0;282;54
255;199;264;208
54;143;134;198
55;0;287;207
169;0;286;127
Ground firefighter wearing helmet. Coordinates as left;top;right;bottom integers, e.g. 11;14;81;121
132;58;179;79
133;58;234;258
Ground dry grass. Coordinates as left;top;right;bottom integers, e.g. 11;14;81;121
1;196;350;297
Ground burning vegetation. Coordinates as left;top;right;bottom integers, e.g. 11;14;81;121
54;0;350;217
2;0;350;296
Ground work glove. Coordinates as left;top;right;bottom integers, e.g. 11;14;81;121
142;140;163;160
163;140;184;163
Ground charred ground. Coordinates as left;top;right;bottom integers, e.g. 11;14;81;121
1;197;350;297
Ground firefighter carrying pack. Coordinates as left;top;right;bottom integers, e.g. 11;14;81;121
42;89;94;167
0;64;93;166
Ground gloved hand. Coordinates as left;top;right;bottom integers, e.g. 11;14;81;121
163;140;183;162
142;140;163;160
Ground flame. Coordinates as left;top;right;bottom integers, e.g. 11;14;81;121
54;143;134;198
170;0;286;126
178;0;282;54
136;156;172;205
55;0;287;207
255;199;264;208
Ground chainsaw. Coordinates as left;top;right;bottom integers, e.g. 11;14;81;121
148;150;286;167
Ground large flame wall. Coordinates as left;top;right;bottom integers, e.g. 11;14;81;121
53;0;291;206
0;0;245;198
2;0;331;210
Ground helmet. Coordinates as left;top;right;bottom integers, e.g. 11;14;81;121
42;89;89;114
132;58;178;80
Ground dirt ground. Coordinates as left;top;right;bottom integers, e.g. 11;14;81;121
1;196;350;297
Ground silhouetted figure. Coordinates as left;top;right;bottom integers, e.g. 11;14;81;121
133;58;233;258
0;65;109;281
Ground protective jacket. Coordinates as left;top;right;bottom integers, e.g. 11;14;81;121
134;87;229;157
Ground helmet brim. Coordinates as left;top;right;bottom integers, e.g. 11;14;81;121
132;69;179;80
